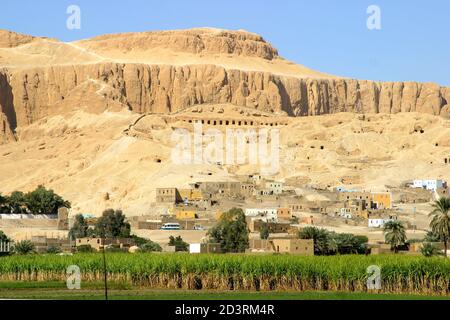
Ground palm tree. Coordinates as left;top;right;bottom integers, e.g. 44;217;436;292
0;193;7;211
429;197;450;258
383;220;407;253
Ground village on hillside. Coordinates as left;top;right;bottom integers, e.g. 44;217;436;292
0;176;448;257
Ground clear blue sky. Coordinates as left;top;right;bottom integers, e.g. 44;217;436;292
1;0;449;85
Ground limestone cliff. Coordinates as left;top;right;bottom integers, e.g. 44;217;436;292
0;28;449;140
1;63;448;131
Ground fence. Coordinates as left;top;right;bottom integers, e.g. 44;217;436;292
0;214;57;220
0;241;11;253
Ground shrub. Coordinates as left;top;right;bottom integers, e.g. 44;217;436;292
13;240;35;255
421;243;443;257
168;236;188;252
46;245;62;254
138;241;162;252
77;245;94;253
260;225;270;240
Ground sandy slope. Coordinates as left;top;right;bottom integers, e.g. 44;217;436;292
0;28;333;78
0;105;448;216
0;28;448;219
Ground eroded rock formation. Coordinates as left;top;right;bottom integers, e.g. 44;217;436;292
0;28;449;143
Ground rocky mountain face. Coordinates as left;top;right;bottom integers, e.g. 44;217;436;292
0;29;36;48
77;28;280;60
0;28;449;142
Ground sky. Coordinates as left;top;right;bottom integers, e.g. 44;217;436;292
1;0;449;85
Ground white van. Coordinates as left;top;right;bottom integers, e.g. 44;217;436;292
161;223;181;230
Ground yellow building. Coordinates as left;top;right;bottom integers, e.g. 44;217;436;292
178;189;204;202
338;191;392;210
276;208;292;221
175;210;197;220
249;238;314;255
371;192;392;209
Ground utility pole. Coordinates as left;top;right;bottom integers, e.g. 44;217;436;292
102;228;108;301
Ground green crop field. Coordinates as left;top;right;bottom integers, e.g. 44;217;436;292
0;253;449;297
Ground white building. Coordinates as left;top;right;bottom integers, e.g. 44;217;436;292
339;208;352;219
189;243;202;254
368;217;396;228
265;182;283;195
245;208;278;222
412;179;446;191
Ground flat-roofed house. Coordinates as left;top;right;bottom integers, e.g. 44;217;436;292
412;179;447;191
371;192;392;209
276;208;292;221
249;238;314;255
75;237;135;251
245;208;278;222
265;182;283;195
248;220;291;233
156;188;182;204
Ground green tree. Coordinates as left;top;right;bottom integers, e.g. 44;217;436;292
208;208;249;253
168;235;189;252
94;209;130;238
421;243;442;257
424;230;441;242
260;224;270;240
6;191;27;213
326;236;339;255
68;214;89;240
13;240;35;255
0;193;7;212
128;235;162;252
352;235;369;254
298;227;330;255
429;197;450;257
383;220;407;253
129;235;152;246
0;230;10;243
331;233;368;255
139;241;162;252
25;185;71;215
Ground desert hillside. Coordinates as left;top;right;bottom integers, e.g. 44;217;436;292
0;28;449;216
0;28;449;135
